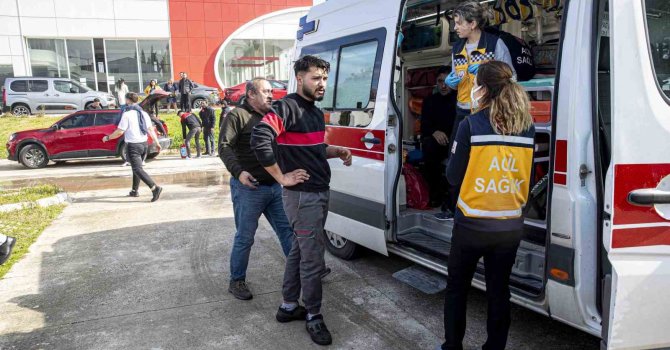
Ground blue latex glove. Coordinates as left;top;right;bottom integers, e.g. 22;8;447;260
468;63;480;75
445;71;462;89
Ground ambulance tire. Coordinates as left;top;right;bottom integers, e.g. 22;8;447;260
323;230;359;260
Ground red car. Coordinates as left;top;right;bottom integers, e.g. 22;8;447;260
223;79;287;105
6;93;172;169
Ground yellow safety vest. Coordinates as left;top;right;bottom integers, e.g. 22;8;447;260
452;34;498;107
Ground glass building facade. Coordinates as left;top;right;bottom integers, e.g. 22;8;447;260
26;38;171;94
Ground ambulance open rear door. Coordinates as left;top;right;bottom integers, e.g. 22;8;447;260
602;0;670;348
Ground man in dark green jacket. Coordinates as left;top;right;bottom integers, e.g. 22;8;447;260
218;78;294;301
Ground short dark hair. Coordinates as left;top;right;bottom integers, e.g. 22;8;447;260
93;98;100;102
125;92;139;103
437;66;451;75
293;55;330;76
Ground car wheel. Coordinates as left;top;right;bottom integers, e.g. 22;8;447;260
12;104;31;116
192;98;206;109
19;144;48;169
119;143;128;162
324;230;359;260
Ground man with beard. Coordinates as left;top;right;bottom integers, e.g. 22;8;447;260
219;78;294;300
251;55;352;346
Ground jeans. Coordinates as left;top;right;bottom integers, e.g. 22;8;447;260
229;178;294;282
180;94;191;112
184;127;202;158
127;142;156;191
281;189;329;315
203;127;215;154
442;225;522;350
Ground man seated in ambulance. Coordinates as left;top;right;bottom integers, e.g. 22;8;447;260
440;1;516;220
420;65;457;209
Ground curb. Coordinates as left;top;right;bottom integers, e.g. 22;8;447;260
0;192;70;213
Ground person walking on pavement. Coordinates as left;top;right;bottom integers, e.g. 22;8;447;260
439;1;516;220
144;79;163;116
115;79;129;108
199;100;216;156
103;92;164;202
440;61;535;350
219;77;295;301
163;79;178;113
178;72;194;112
0;234;17;265
179;110;202;158
251;55;352;346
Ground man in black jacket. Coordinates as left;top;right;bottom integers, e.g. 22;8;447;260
219;77;294;301
178;72;194;112
251;55;352;346
199;100;216;156
179;110;202;158
421;65;457;209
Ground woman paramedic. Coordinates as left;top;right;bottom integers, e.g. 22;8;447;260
440;61;535;350
439;1;516;219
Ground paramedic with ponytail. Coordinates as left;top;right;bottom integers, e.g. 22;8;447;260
441;61;534;350
439;1;516;220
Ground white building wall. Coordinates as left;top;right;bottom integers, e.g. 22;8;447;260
0;0;169;77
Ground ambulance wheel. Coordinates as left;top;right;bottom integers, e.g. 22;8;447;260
324;230;359;260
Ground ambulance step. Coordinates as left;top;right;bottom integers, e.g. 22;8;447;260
392;265;447;294
397;231;451;259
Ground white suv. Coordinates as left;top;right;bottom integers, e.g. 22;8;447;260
3;77;116;116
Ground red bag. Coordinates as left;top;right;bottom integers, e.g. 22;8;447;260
403;163;431;210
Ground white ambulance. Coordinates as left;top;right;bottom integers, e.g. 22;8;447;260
292;0;670;348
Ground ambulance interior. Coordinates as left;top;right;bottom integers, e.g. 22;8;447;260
394;0;565;297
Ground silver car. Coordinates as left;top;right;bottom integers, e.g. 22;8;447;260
3;77;116;116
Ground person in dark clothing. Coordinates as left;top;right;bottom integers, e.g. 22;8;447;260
103;92;163;202
179;110;202;158
0;234;16;265
220;77;294;301
178;72;194;112
163;79;178;113
441;61;535;350
219;100;233;128
86;98;102;110
199;100;217;156
251;55;352;346
421;65;457;209
148;112;167;136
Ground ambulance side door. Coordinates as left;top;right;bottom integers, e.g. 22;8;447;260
602;0;670;348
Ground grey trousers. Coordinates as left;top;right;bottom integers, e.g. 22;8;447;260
281;189;329;315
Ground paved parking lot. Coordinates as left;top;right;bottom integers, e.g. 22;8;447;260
0;157;599;349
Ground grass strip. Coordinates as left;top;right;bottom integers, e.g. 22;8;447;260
0;184;61;206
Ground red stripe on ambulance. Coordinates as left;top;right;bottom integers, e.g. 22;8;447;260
612;226;670;248
325;126;385;161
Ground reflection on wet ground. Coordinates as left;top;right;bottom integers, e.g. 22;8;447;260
0;170;230;193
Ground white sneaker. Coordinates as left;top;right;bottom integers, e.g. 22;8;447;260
122;162;130;167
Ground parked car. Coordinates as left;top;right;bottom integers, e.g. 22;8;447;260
3;77;116;116
223;79;287;105
6;92;172;169
141;81;219;110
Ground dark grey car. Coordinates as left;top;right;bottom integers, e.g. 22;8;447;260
142;81;219;110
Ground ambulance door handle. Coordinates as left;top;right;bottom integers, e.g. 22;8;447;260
361;137;381;145
627;188;670;206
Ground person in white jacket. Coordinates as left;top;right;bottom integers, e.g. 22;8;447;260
115;79;129;107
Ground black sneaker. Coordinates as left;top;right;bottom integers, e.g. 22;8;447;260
151;186;163;202
228;280;253;300
0;236;17;265
305;315;332;346
276;305;307;323
434;209;454;221
320;267;332;279
128;190;139;197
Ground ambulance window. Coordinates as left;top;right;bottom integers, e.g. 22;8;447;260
335;40;378;110
644;0;670;99
311;48;339;109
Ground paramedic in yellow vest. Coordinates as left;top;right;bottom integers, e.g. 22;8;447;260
440;61;535;350
438;1;517;221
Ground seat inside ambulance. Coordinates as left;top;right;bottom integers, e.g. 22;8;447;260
394;0;563;296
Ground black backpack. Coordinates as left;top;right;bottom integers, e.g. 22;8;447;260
485;27;536;81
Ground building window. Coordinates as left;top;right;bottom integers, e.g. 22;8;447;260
66;39;96;90
105;40;141;93
138;40;172;89
27;39;68;78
